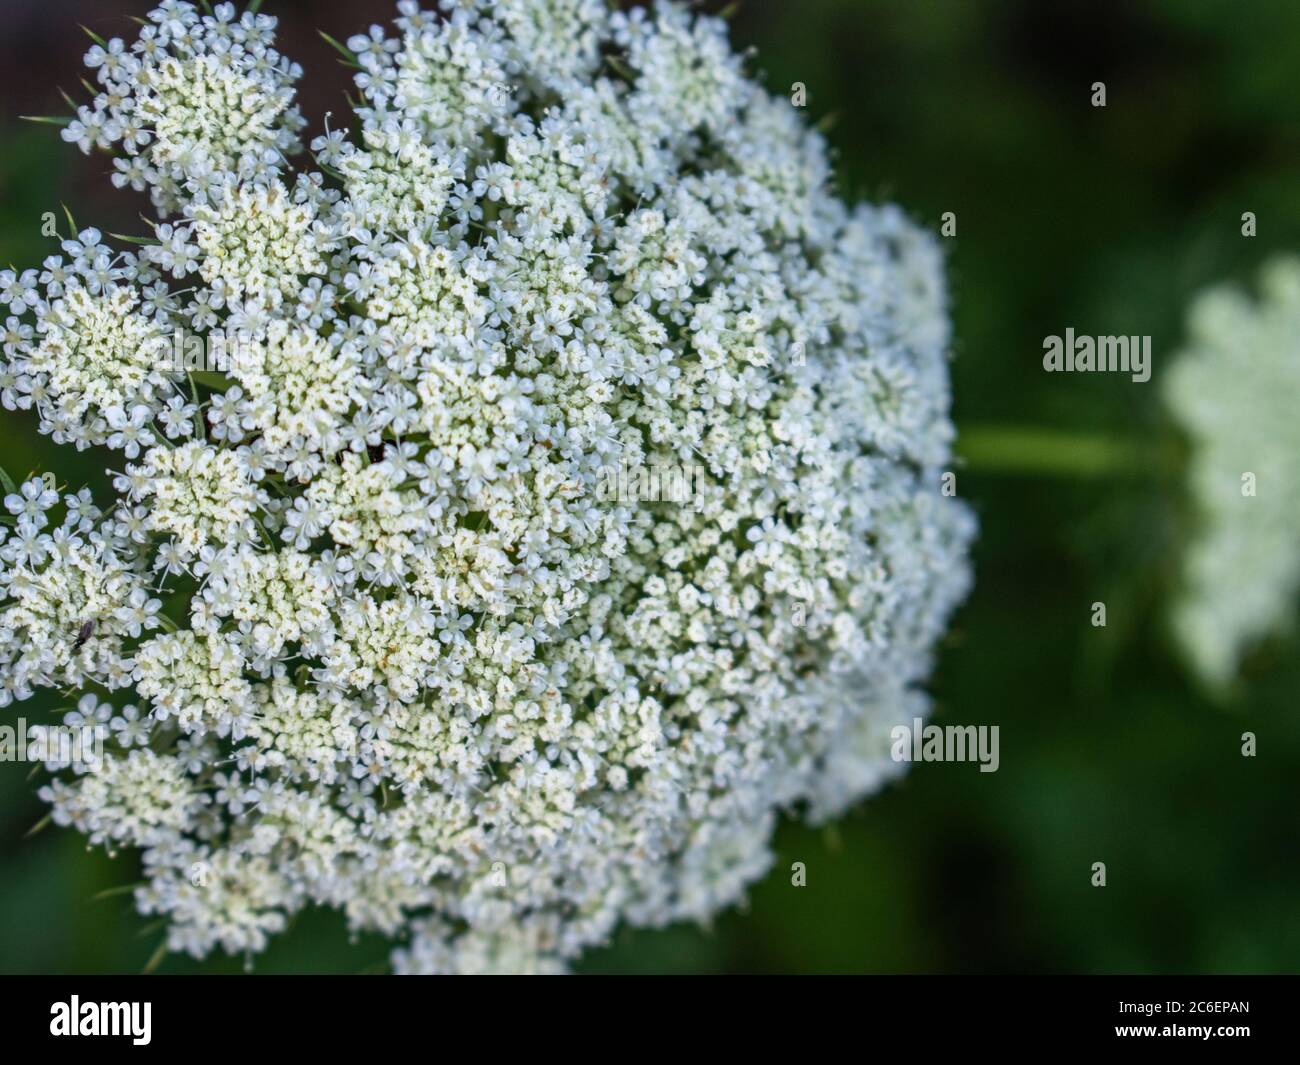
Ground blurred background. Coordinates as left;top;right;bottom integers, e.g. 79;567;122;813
2;0;1299;974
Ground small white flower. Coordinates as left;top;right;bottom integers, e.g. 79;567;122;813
5;478;58;521
110;704;151;747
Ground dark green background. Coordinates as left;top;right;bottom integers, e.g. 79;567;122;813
2;0;1298;974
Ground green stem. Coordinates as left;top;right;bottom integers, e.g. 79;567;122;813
957;424;1162;478
189;369;230;393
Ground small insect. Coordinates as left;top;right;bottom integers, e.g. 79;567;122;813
73;620;95;649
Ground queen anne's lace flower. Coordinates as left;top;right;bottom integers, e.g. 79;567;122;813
1164;258;1300;691
2;0;973;973
67;3;306;214
25;278;178;449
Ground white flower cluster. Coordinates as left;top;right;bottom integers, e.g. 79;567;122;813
1163;258;1300;691
2;0;973;973
64;0;305;214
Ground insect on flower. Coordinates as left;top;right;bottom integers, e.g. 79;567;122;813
73;621;95;650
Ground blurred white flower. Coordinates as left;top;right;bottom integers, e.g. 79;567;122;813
1164;257;1300;690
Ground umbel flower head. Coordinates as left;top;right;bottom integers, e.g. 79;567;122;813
1;0;974;973
1163;257;1300;693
